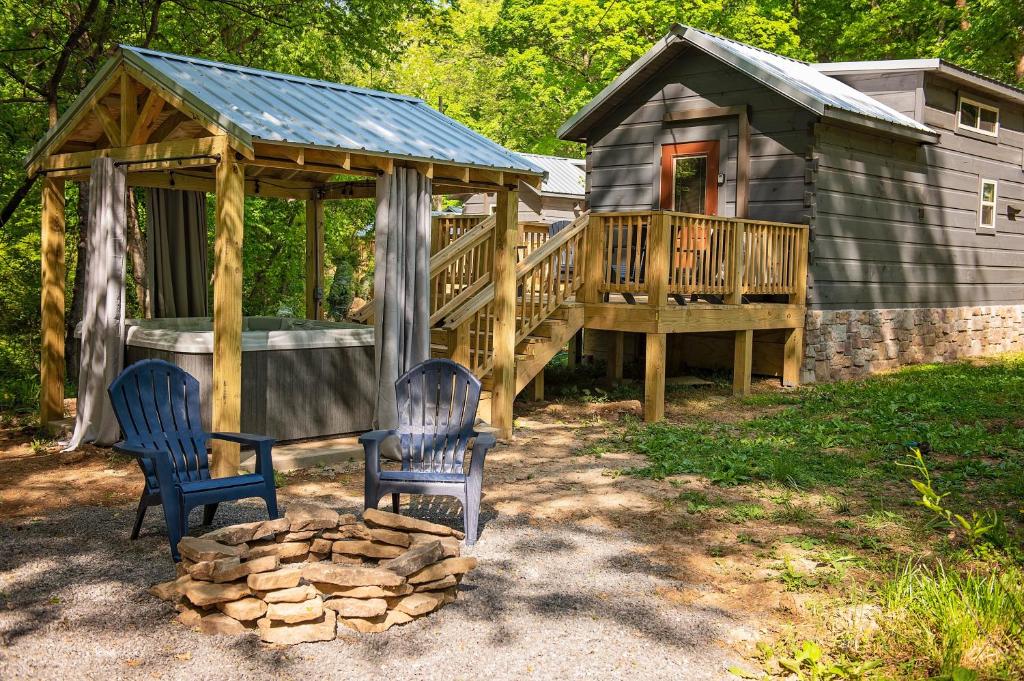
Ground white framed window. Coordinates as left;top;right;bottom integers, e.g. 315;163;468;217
958;96;999;136
979;179;997;230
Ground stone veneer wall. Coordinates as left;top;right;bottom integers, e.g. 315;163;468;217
802;305;1024;383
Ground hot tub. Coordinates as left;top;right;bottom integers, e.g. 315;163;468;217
123;316;375;441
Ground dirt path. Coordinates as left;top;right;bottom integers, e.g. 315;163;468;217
0;403;799;679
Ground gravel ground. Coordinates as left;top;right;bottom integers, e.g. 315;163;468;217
0;490;744;680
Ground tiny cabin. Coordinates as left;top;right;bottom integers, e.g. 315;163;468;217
558;24;1024;383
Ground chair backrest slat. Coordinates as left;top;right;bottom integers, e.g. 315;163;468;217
395;359;481;474
108;359;211;485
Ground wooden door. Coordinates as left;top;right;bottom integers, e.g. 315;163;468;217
659;141;719;213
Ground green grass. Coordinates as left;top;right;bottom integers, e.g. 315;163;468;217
876;561;1024;679
610;354;1024;678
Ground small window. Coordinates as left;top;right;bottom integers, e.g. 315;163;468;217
979;179;997;230
959;97;999;136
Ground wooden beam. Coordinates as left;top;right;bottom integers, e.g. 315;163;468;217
491;189;518;440
579;213;605;304
126;170;316;200
726;220;745;305
119;72;138;147
525;369;545;402
305;197;325;320
33;69;119;163
211;138;245;476
40;177;66;425
37;136;222;175
783;327;803;388
93;102;121;147
607;331;624;381
644;332;666;422
733;329;753;397
129;90;165;145
737;109;750;218
148;111;189;144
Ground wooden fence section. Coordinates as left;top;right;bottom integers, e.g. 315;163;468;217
431;214;487;255
584;211;807;305
518;222;550;261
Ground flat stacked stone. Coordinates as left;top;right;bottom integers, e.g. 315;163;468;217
147;504;476;645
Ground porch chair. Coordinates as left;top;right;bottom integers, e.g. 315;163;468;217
360;358;496;545
108;359;279;561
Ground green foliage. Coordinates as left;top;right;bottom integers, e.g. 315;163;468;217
327;259;355;320
877;561;1024;678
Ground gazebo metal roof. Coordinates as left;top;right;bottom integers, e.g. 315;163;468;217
27;46;544;178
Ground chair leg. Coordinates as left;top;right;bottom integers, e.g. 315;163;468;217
163;499;185;563
202;503;219;526
464;493;479;546
130;494;149;540
391;493;400;514
265;490;280;519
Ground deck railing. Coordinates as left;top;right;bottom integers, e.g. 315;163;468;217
351;214;496;324
442;212;589;377
431;214;488;255
581;210;808;305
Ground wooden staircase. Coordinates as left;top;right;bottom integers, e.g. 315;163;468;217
355;211;590;427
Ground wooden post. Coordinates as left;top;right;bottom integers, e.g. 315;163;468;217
646;211;669;309
119;71;137;147
491;188;518;439
644;332;666;422
448;324;470;367
40;176;66;426
783;327;803;387
305;196;324;320
607;331;624;381
733;328;753;397
566;332;578;371
212;138;244;476
580;214;604;304
526;369;545;402
727;221;745;305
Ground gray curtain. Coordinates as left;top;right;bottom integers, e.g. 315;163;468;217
373;167;432;429
145;188;209;317
65;158;127;450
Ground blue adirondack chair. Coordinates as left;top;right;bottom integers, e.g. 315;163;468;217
361;359;496;545
108;359;279;561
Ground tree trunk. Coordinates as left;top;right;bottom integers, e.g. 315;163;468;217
65;181;90;382
125;189;149;317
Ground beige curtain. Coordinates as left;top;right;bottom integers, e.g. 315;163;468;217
145;188;209;317
65;158;127;450
372;167;432;429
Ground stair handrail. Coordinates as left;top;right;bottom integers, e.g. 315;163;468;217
350;214;497;324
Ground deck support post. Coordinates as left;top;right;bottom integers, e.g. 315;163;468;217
644;332;666;422
526;369;545;402
607;331;624;381
566;331;579;371
212;137;245;476
783;327;803;387
491;188;518;439
40;176;66;426
733;329;753;397
305;195;325;320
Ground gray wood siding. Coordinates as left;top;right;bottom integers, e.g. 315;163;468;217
810;73;1024;309
586;48;814;225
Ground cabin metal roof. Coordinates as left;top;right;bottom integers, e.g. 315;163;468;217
813;59;1024;106
27;46;544;176
559;24;940;144
519;153;585;197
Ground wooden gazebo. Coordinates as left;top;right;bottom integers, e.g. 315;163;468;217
27;46;543;473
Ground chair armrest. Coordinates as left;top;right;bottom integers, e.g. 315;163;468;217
210;432;275;448
114;442;177;492
210;432;275;477
359;430;397;477
469;429;497;478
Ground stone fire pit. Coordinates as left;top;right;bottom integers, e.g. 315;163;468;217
148;504;477;644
